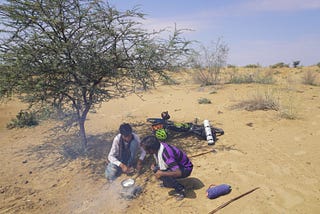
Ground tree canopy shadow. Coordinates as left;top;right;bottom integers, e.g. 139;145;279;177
24;120;229;180
24;121;151;179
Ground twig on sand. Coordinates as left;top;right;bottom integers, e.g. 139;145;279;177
190;149;216;158
208;187;260;214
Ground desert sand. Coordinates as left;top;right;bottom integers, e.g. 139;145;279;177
1;68;320;214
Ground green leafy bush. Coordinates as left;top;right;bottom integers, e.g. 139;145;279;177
198;97;212;104
270;62;289;69
7;110;39;129
244;64;260;68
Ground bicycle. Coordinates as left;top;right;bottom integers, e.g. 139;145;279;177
146;111;224;145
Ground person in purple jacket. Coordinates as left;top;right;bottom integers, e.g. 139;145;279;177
140;135;193;201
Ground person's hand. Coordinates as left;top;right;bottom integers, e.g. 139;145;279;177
126;167;135;175
150;164;155;171
120;163;129;173
136;161;143;172
154;170;162;179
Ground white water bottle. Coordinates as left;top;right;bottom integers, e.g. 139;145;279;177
203;119;214;145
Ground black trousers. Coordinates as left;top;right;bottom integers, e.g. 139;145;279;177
160;167;192;192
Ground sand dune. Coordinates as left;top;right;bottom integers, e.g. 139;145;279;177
1;68;320;213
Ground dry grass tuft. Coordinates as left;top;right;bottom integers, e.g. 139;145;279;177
278;92;299;120
231;88;279;111
226;69;276;84
302;70;319;86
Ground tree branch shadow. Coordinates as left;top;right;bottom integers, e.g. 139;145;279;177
24;122;151;179
23;121;230;181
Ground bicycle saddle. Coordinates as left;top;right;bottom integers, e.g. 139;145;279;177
161;111;170;120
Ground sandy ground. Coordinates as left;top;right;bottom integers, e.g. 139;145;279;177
1;69;320;214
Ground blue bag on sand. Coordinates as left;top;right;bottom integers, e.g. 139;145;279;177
206;184;232;199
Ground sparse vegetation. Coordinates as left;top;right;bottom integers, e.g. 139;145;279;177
293;61;300;68
302;70;318;86
279;105;298;120
270;62;290;69
231;88;279;111
244;64;261;68
227;64;236;68
227;69;275;84
190;38;229;86
7;110;38;129
160;75;179;85
228;72;255;84
198;98;212;104
6;105;64;129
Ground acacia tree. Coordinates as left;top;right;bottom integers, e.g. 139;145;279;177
0;0;191;149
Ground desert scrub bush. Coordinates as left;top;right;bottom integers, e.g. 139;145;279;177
226;67;253;84
160;75;179;85
190;38;229;86
279;104;298;120
227;69;275;84
198;97;212;104
302;70;318;86
270;62;290;69
231;88;279;111
227;64;236;68
255;70;276;84
228;73;254;84
7;110;39;129
5;104;64;129
278;92;299;120
244;64;261;68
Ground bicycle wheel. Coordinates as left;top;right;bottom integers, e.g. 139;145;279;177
211;127;224;136
167;122;192;132
188;124;205;137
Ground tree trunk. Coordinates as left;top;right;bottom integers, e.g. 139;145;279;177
78;101;91;150
79;118;87;150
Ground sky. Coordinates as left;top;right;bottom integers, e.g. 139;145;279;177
108;0;320;67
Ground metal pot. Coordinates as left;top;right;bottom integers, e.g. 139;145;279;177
121;178;135;188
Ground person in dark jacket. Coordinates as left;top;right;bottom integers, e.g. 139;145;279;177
140;135;193;200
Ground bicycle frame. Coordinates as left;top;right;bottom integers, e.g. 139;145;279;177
146;111;224;144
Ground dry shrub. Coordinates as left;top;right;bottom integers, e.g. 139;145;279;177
198;97;212;104
278;93;299;120
302;70;318;86
193;68;223;86
232;88;279;111
255;69;276;84
227;69;275;84
279;107;298;120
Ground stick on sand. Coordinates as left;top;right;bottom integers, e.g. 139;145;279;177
208;187;260;214
190;149;216;158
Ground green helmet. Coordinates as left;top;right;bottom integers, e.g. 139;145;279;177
155;129;167;141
